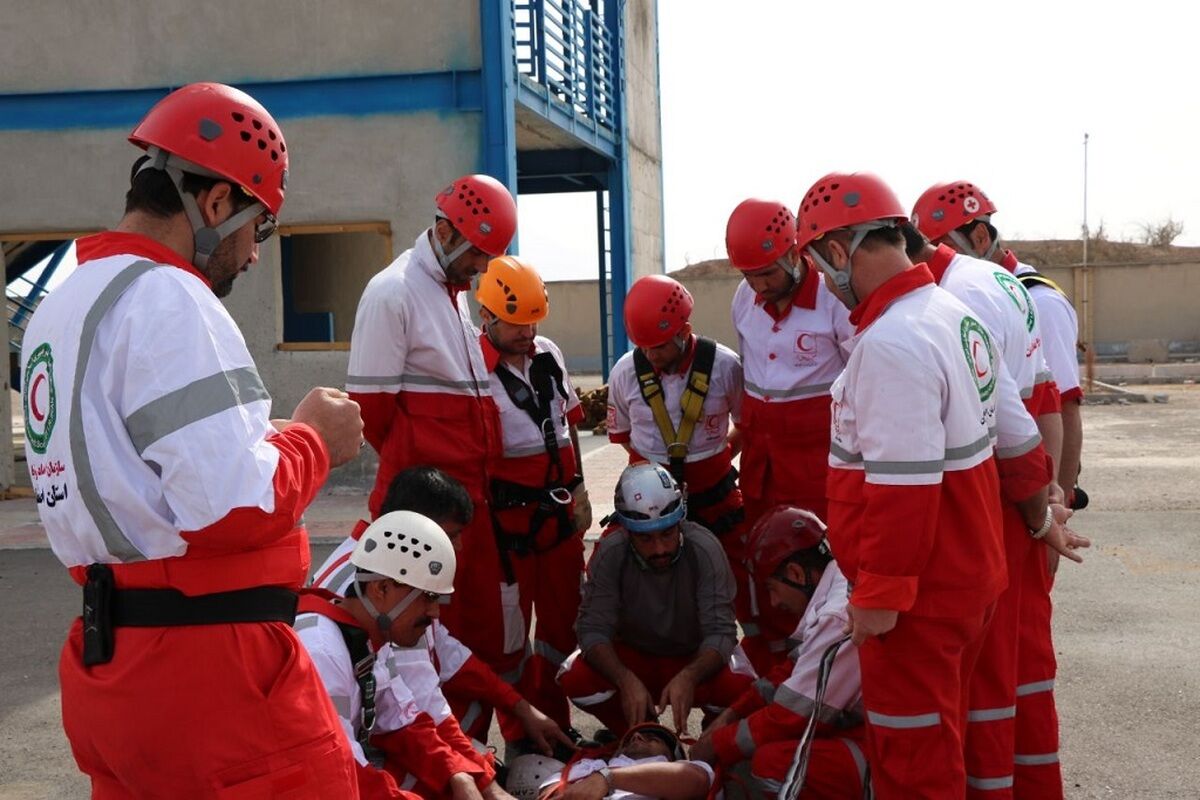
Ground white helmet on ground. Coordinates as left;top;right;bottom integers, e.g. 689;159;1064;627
505;754;567;800
613;462;686;533
350;511;457;632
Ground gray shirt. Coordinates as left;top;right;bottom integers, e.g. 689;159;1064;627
576;521;738;660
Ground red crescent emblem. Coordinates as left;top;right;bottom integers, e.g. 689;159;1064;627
971;340;988;378
30;373;47;422
797;333;815;352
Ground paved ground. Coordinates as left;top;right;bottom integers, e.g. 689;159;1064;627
1;389;1197;798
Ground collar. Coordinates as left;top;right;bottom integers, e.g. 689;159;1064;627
414;230;472;296
75;232;210;287
1000;249;1019;274
479;332;537;373
849;265;936;332
758;262;819;320
928;244;957;284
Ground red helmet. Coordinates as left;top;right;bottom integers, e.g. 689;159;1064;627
435;174;518;256
746;505;829;579
911;181;997;243
129;82;288;215
726;199;797;272
795;172;907;250
624;275;694;348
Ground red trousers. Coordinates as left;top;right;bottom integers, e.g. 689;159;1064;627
750;735;868;800
60;618;357;799
1014;550;1062;799
557;642;754;734
966;507;1034;798
457;501;584;741
858;609;991;799
437;492;507;672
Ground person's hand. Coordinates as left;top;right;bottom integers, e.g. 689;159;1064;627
845;604;899;646
657;671;697;734
449;773;485;800
1048;482;1066;507
515;700;576;756
1043;504;1091;566
561;772;609;800
698;708;736;740
572;484;593;534
688;735;717;764
481;779;519;800
291;387;364;467
618;672;656;729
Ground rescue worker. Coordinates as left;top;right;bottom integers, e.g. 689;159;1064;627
346;174;516;704
557;463;752;735
533;723;716;800
795;171;1064;798
724;198;854;673
910;182;1087;797
297;511;512;800
310;466;574;758
690;506;867;800
19;82;363;796
605;275;748;653
477;255;592;746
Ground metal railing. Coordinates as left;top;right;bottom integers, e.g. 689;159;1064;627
514;0;617;132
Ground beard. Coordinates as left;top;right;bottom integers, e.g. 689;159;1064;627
203;235;247;298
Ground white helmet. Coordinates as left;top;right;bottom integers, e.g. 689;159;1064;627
505;754;566;800
613;462;686;533
351;510;457;594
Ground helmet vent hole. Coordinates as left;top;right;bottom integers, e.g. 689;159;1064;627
268;130;277;141
257;139;266;150
413;552;422;558
270;151;278;161
831;183;840;190
387;542;396;550
400;546;409;553
240;131;251;142
252;119;262;130
383;530;393;538
231;112;244;122
280;143;286;153
400;568;407;576
424;544;432;552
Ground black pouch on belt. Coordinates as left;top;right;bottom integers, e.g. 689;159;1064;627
82;563;115;667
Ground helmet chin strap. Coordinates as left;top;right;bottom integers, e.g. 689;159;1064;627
805;220;897;310
774;256;801;284
947;218;1000;261
355;576;423;637
431;215;475;275
138;147;264;270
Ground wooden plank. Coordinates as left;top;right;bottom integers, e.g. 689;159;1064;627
276;342;351;352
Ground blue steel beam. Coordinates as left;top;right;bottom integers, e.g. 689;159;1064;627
480;0;519;202
604;0;631;361
10;240;70;328
0;72;484;131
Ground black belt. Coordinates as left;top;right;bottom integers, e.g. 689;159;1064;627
687;467;738;511
82;564;299;666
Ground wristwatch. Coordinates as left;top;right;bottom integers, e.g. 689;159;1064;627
597;767;616;795
1028;507;1053;540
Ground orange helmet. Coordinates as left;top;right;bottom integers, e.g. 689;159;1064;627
624;275;694;348
476;256;549;325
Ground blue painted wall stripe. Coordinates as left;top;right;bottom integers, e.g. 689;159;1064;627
0;71;483;131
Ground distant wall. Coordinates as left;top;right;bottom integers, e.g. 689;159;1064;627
544;260;1200;372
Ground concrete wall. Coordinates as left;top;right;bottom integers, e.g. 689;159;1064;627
624;0;665;278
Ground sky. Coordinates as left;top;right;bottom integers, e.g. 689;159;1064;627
518;0;1200;280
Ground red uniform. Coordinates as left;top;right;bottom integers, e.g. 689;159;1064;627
731;265;853;672
347;234;507;676
27;234;357;797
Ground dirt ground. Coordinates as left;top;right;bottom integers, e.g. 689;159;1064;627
0;386;1196;798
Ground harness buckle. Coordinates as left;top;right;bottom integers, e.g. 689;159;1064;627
549;486;573;506
666;442;690;460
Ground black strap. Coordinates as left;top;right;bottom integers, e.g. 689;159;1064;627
686;467;738;511
332;619;384;765
491;475;583;583
494;351;570;486
1018;272;1067;298
81;564;299;667
632;337;718;485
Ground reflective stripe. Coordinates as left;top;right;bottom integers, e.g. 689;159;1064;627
72;260;160;562
840;737;869;784
776;684;846;726
997;433;1042;460
753;677;776;704
734;719;755;757
293;615;319;632
569;689;615;707
836;432;993;475
1014;752;1059;766
1035;370;1054;384
830;441;863;464
740;620;762;636
1016;679;1055;697
125;366;269;454
499;643;532;684
967;705;1016;722
399;373;489;392
504;438;572;459
346;373;402;386
533;638;570;668
865;457;944;476
459;700;483;733
944;433;995;461
1019;385;1034;399
745;380;834;401
329;693;353;719
323;562;358;595
866;710;941;729
966;775;1014;791
752;775;783;793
